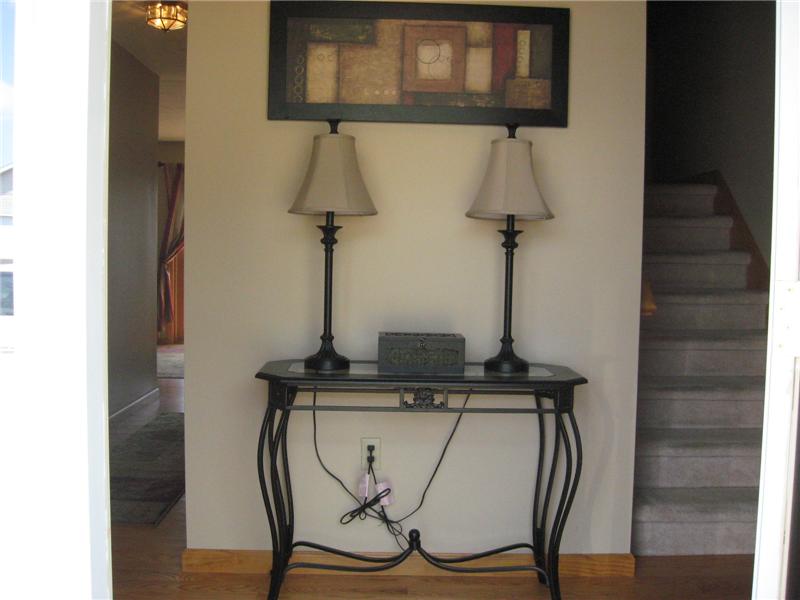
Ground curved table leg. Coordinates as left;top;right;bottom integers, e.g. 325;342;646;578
293;540;411;563
412;530;547;578
285;547;414;574
258;383;296;600
257;403;280;599
534;392;562;593
532;394;548;584
545;408;582;600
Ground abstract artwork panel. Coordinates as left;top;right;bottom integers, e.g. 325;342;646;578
403;25;466;93
416;40;454;81
465;47;493;93
306;43;339;103
338;20;403;105
269;2;570;127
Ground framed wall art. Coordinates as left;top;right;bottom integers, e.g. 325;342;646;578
268;1;570;127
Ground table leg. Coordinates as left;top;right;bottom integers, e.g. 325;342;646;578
258;384;295;600
532;395;548;583
545;409;583;600
538;395;562;594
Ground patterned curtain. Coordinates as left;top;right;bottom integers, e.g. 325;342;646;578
158;163;184;331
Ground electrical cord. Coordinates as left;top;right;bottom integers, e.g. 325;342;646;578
311;391;471;549
339;485;392;525
311;393;408;547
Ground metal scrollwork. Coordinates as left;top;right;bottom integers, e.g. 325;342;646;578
402;387;446;409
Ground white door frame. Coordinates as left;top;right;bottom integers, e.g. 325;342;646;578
4;1;113;598
752;2;800;598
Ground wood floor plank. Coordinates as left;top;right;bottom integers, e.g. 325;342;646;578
182;548;635;578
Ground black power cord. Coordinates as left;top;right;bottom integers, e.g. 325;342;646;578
311;391;471;549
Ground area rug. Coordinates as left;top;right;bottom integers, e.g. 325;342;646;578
110;412;185;525
157;345;184;378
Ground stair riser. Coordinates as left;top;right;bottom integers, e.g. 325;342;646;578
644;263;747;290
635;456;760;488
637;400;764;429
644;226;730;252
639;349;767;377
642;303;768;330
632;522;755;555
645;195;716;217
633;490;757;522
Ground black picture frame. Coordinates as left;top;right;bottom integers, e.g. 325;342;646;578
268;1;570;127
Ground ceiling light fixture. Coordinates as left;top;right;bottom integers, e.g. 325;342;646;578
146;2;188;32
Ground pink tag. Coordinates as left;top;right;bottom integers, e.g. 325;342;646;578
375;480;394;506
358;472;370;499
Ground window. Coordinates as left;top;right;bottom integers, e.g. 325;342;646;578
0;2;13;318
0;271;12;315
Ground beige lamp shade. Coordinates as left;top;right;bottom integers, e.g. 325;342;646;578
466;137;554;221
289;133;377;216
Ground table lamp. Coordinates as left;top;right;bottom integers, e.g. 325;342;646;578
467;124;554;375
289;120;377;371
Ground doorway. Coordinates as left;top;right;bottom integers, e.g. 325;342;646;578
107;0;187;529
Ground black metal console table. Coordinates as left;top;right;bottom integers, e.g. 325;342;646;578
255;360;587;600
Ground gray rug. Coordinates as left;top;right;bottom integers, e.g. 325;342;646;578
110;412;185;525
157;350;184;378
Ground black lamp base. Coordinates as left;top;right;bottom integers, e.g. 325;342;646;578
484;341;529;375
304;340;350;372
484;214;530;376
304;210;350;373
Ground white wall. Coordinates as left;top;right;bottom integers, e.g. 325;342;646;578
185;1;645;554
8;1;112;596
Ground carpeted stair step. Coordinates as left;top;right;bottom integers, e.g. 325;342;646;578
632;487;758;555
634;428;762;488
637;376;765;429
644;215;733;253
642;289;769;331
645;184;718;217
639;330;767;377
643;251;751;291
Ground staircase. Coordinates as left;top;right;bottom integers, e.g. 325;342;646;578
633;183;768;555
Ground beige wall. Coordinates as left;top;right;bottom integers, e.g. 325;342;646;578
185;1;646;554
108;42;159;416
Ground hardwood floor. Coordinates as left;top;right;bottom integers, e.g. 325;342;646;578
109;378;184;446
113;498;754;599
111;379;754;599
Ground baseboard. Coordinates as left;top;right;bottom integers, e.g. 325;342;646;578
182;548;635;578
109;386;160;420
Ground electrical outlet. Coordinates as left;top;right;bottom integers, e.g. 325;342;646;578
360;437;381;470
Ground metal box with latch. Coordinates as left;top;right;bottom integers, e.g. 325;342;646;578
378;332;465;374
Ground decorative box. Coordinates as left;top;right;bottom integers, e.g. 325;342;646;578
378;332;465;374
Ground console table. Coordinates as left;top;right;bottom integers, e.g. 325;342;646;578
255;360;587;600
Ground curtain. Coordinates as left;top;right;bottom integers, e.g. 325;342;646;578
158;163;184;332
